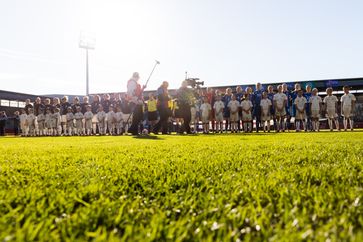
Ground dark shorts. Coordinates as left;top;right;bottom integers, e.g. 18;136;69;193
148;111;158;121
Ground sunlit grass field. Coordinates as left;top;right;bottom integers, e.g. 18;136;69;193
1;132;363;241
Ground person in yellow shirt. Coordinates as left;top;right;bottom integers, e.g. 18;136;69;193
147;93;158;130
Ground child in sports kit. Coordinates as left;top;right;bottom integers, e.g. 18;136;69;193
53;108;62;136
97;105;107;135
147;93;158;131
323;87;340;131
213;95;224;133
282;83;292;131
84;105;94;136
106;105;116;135
260;92;272;132
241;94;253;132
304;85;312;131
340;86;356;131
267;85;276;125
37;108;46;136
26;108;36;136
19;109;28;136
66;107;74;136
115;106;123;135
309;88;322;132
228;94;240;133
45;109;53;135
274;85;288;132
200;96;212;134
294;89;307;132
74;106;84;135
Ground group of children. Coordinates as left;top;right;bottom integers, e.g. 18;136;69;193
14;84;357;136
17;99;129;137
190;85;356;133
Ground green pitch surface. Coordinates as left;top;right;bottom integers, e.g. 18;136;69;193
1;132;363;241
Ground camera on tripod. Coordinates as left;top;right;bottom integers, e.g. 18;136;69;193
186;78;204;89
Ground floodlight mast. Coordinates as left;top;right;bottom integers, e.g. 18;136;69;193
79;32;95;96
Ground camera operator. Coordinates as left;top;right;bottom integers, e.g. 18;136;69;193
176;80;195;134
153;81;170;134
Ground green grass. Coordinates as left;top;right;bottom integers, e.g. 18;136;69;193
0;132;363;241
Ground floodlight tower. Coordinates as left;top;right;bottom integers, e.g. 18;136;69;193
79;31;96;96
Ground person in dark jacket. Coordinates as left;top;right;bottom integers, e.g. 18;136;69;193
13;111;20;135
152;81;170;134
0;111;8;136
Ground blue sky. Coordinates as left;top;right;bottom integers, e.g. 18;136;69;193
0;0;362;95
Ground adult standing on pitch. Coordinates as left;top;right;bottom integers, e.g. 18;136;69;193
253;82;263;132
177;80;194;134
153;81;170;134
127;72;145;135
0;111;7;136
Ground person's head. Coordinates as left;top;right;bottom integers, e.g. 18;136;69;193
306;85;312;93
297;89;303;97
312;88;318;96
256;82;262;91
282;83;288;91
226;88;232;95
246;87;253;94
262;91;267;99
207;87;213;94
215;89;221;96
61;96;68;103
73;96;79;104
326;87;333;96
53;97;60;105
162;81;169;89
295;83;301;91
149;93;154;100
98;104;104;111
67;107;72;113
203;96;209;103
45;98;50;105
278;85;283;93
109;106;114;111
20;109;26;114
116;106;121;112
268;85;274;93
54;108;60;113
14;111;19;115
25;99;31;105
343;85;350;94
35;97;41;104
87;105;92;112
29;108;34;114
46;108;51;114
104;93;110;100
132;72;140;81
231;94;236;101
93;95;100;103
236;86;242;93
83;96;89;103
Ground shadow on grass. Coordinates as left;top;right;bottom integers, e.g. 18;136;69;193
132;135;164;140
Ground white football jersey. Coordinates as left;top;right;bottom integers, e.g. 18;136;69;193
294;96;307;110
200;103;212;117
323;95;338;110
241;100;253;111
340;93;356;108
228;100;240;113
309;95;322;111
260;99;272;111
273;93;287;109
213;101;224;113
